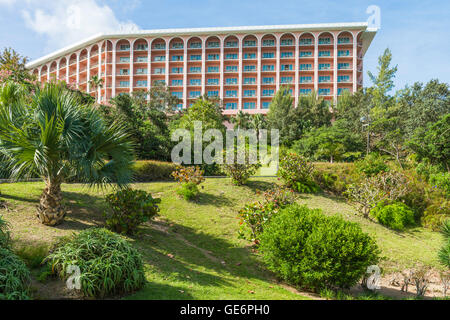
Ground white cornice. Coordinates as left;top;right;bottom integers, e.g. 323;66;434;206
26;22;376;69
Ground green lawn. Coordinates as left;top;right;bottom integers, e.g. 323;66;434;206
0;177;444;300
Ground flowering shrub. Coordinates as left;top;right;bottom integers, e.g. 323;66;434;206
171;166;205;185
278;153;319;193
220;148;261;186
104;188;160;235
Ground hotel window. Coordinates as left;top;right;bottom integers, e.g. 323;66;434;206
338;37;350;44
300;51;312;57
207;41;220;48
226;78;238;85
190;67;201;73
300;76;312;83
319;38;331;45
119;69;129;75
262;102;270;109
190;79;201;86
207;78;219;85
226;65;238;72
190;42;202;49
172;55;183;61
244;77;256;84
262;65;274;71
300;88;312;95
172;92;183;98
207;90;219;97
172;42;184;49
136;80;147;87
135;44;148;51
318;88;331;96
319;51;331;57
338;75;350;83
244;102;256;109
338;63;350;70
208;66;219;73
338;50;350;57
154;68;165;74
154;56;165;62
225;53;238;60
119;44;130;51
172;79;183;86
281;77;293;84
300;64;312;70
338;88;350;95
262;89;274;97
135;56;147;63
244;90;256;97
190;55;201;61
225;41;238;48
319;76;331;83
190;91;201;98
280;39;293;46
226;103;238;110
263;39;275;47
244;53;256;59
244;40;256;47
262;77;274;84
153;80;165;85
263;52;275;59
208;54;220;60
135;68;147;75
153;43;166;50
281;64;293;71
175;103;183;110
171;67;183;74
281;52;293;58
119;57;130;63
226;90;237;97
244;65;256;72
319;63;331;70
299;38;313;46
119;81;130;87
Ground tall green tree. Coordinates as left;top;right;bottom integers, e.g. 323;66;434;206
297;91;333;132
231;111;251;130
368;48;398;110
0;81;134;226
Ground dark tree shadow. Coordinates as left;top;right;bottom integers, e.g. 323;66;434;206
194;192;233;207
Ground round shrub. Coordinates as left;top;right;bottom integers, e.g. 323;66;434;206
46;228;146;298
0;247;31;300
259;204;380;291
355;153;390;177
105;188;160;235
278;153;318;193
370;202;415;231
177;182;200;201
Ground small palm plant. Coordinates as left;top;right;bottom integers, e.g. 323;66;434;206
439;220;450;269
0;81;134;226
88;75;104;103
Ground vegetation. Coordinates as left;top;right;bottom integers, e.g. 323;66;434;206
132;160;178;182
278;152;319;193
370;201;416;231
172;166;205;201
0;247;31;300
439;220;450;269
259;204;380;291
46;228;146;298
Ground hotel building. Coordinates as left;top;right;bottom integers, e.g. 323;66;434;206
26;22;377;114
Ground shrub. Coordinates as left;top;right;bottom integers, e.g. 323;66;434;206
259;204;380;291
313;162;359;195
105;188;160;235
14;244;48;269
172;166;205;185
0;247;31;300
220;148;261;186
355;153;390;177
438;220;450;269
278;153;318;193
370;202;416;231
132;160;178;182
46;228;146;298
0;215;11;249
429;172;450;196
177;182;200;201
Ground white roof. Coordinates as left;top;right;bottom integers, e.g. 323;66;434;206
27;22;377;69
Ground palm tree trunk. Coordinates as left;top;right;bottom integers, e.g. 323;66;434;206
37;180;65;226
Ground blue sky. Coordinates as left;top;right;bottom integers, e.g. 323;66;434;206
0;0;449;89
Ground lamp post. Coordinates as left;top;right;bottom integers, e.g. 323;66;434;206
360;116;371;156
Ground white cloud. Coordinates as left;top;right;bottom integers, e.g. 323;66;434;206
0;0;17;6
21;0;140;52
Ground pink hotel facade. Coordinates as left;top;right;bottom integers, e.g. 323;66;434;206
26;22;377;114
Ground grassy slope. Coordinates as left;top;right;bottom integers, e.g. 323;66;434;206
0;178;444;300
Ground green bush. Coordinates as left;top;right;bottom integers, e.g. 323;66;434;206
313;162;359;195
259;204;380;291
293;180;321;193
278;153;318;193
46;228;146;298
422;200;450;231
355;153;390;177
438;220;450;269
370;202;416;231
177;182;200;201
105;188;160;235
0;247;31;300
14;244;48;269
429;172;450;196
132;160;178;182
0;215;11;249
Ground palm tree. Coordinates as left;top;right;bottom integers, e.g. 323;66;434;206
0;81;134;226
88;75;104;103
250;114;267;142
231;110;251;130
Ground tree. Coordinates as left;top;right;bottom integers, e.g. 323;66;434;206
0;81;134;226
0;48;33;84
231;111;251;130
250;113;267;143
88;75;104;102
297;91;333;132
